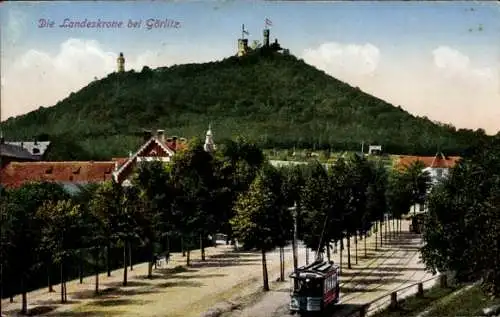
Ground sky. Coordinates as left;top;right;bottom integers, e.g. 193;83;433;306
1;1;499;134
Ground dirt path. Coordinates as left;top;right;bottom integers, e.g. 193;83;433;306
1;242;303;317
0;220;402;317
229;220;433;317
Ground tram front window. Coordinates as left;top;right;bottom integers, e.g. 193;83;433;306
293;278;322;297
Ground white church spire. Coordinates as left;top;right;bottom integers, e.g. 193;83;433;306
204;123;216;153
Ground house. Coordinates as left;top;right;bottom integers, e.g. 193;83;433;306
5;140;51;159
0;127;214;190
0;136;41;168
395;152;461;213
395;152;461;186
112;129;188;185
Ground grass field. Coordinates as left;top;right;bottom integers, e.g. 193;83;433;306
371;283;500;317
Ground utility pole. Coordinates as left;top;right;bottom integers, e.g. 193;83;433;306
291;202;298;273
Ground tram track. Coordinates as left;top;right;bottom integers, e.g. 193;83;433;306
339;236;416;303
272;233;411;317
340;242;418;303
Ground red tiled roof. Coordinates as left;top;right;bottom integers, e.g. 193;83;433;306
112;157;128;169
113;136;188;183
0;161;115;188
395;155;461;170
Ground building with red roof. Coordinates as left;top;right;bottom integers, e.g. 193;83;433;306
0;127;215;190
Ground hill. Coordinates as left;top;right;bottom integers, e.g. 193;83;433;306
0;49;490;160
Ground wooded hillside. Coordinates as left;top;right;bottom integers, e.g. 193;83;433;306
0;49;490;160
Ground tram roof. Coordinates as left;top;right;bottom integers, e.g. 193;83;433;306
289;260;339;279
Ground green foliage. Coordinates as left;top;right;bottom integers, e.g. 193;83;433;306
0;53;491;160
231;164;286;252
169;141;218;242
421;138;500;295
37;200;84;263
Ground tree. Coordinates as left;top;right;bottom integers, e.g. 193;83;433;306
0;188;13;315
231;165;284;291
7;182;68;314
366;161;388;251
134;160;171;277
37;200;84;303
169;139;218;263
71;183;99;284
421;138;500;296
89;181;122;280
280;165;305;269
119;185;142;286
300;162;331;260
212;138;265;245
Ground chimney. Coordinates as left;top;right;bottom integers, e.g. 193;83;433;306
33;136;38;145
157;129;165;143
143;130;152;142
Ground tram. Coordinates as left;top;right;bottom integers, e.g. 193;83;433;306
289;260;340;314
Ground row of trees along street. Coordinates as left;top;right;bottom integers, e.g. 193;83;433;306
421;136;500;297
0;137;432;315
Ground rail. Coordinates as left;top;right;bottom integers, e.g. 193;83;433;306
345;274;446;317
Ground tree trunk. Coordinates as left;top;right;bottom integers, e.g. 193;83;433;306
21;276;27;315
375;224;378;251
347;235;351;269
279;247;284;282
148;246;154;278
379;220;383;247
355;234;358;265
326;242;331;261
333;241;338;254
64;279;67;303
305;247;309;265
181;237;186;257
364;233;367;257
129;242;133;271
392;218;396;239
106;243;111;277
94;248;100;296
123;241;128;286
384;219;388;244
79;249;83;284
60;261;65;304
186;248;191;266
200;234;206;261
340;239;344;274
261;249;269;291
47;263;54;292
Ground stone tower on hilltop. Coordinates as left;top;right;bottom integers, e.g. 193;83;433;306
117;52;125;73
237;24;250;57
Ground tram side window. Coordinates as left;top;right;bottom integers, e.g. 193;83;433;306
325;276;332;291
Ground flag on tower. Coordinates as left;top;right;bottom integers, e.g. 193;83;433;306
242;24;249;35
265;18;273;27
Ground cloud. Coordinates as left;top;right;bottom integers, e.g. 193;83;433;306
301;42;500;134
302;42;381;79
3;8;28;46
1;38;189;120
